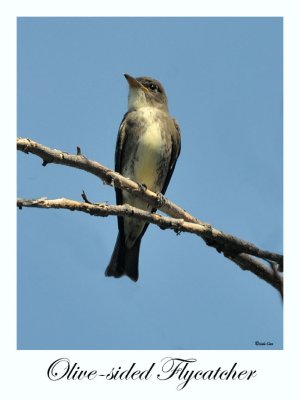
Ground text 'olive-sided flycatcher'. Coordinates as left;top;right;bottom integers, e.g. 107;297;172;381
105;74;181;281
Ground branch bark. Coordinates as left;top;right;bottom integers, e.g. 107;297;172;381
17;137;206;225
17;137;283;296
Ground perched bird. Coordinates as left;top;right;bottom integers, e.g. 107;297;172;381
105;74;181;281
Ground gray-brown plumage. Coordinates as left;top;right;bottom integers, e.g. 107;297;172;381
105;74;181;281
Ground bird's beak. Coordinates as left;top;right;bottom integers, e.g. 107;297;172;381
124;74;148;93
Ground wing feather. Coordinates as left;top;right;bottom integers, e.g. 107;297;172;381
161;118;181;195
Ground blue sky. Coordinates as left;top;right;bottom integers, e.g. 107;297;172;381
17;17;283;350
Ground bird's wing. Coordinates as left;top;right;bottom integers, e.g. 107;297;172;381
161;118;181;195
115;111;129;175
114;113;130;238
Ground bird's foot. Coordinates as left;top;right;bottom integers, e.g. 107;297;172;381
138;183;148;192
156;192;166;208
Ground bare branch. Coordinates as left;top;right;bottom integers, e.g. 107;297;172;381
17;196;283;295
17;137;205;225
17;137;283;295
226;253;283;298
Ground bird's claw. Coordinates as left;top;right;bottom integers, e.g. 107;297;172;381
138;183;148;192
156;192;165;207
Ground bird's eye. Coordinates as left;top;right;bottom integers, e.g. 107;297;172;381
149;83;158;92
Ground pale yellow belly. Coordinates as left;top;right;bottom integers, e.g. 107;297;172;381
133;121;164;192
122;121;165;247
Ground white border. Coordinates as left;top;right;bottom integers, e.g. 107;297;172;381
1;0;299;398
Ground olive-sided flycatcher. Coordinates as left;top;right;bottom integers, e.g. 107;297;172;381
105;74;181;281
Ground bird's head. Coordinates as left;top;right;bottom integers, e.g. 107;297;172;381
124;74;168;112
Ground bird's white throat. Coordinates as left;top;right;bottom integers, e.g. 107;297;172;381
127;87;149;110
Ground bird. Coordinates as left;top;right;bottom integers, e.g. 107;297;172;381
105;74;181;282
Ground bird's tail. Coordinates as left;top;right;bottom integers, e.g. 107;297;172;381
105;234;141;282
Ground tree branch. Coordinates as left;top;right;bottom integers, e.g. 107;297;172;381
17;138;283;296
17;137;206;225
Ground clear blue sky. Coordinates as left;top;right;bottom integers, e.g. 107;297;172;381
17;17;283;350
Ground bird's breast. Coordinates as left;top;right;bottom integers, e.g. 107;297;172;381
133;109;168;191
